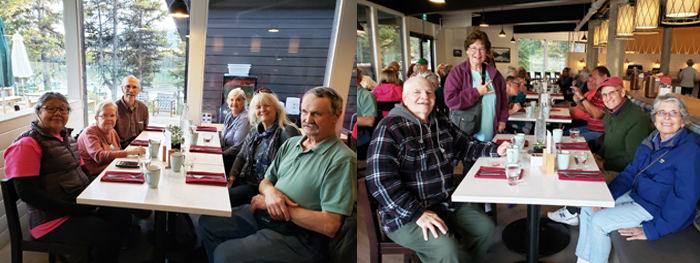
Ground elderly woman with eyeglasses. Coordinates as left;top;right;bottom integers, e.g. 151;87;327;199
77;100;146;176
221;88;251;175
575;94;700;263
226;91;301;207
3;92;131;263
444;30;508;142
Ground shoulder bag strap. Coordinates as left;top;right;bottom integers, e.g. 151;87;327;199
630;149;671;189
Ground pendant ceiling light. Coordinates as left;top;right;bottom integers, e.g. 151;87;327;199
635;0;661;34
499;25;506;37
599;19;609;46
357;22;365;33
511;36;516;43
616;4;636;39
582;33;588;41
429;0;446;3
168;0;189;18
480;9;489;27
662;0;700;24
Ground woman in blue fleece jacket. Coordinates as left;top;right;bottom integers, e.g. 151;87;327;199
575;94;700;263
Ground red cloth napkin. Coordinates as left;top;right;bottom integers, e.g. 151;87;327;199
495;139;528;147
101;171;145;184
548;115;571;120
550;109;561;112
185;171;227;186
473;167;522;180
196;126;217;132
517;109;526;112
190;145;223;154
552;105;568;108
144;126;165;132
556;142;589;150
525;91;538;95
558;170;605;182
130;139;148;146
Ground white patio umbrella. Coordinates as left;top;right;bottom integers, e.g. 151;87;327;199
11;33;32;96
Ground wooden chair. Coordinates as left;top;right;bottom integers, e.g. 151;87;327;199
1;178;91;263
154;92;176;117
358;178;421;263
136;91;149;104
534;72;542;80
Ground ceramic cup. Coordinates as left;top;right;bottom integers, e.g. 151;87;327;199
146;165;161;189
514;133;526;149
525;107;533;117
506;145;520;164
170;152;185;172
553;129;563;143
557;150;571;170
149;138;161;159
543;105;552;118
189;132;199;146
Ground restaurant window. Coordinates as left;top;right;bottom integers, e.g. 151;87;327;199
410;33;434;71
518;38;545;75
0;1;67;115
377;10;404;77
357;4;373;78
82;0;185;126
546;40;568;73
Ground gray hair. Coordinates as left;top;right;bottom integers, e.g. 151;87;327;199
443;64;454;76
579;68;591;79
227;88;248;109
248;92;294;130
35;92;70;116
94;100;118;119
303;87;343;116
120;75;140;88
652;93;690;124
503;66;517;77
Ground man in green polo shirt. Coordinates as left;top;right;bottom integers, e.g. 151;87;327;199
356;69;377;159
199;87;356;263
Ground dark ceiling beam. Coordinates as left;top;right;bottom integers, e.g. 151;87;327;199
472;4;590;26
514;23;587;33
366;0;575;16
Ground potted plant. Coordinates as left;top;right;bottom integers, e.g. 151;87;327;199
533;141;545;154
168;125;184;149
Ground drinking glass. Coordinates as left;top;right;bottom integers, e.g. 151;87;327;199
184;157;196;173
505;163;522;186
139;154;152;173
203;134;213;145
574;151;589;169
570;128;581;141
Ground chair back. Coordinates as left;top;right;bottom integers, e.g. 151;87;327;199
376;101;399;112
358;178;383;251
2;178;24;261
534;72;542;80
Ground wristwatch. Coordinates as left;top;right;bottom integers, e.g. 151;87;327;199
580;97;588;103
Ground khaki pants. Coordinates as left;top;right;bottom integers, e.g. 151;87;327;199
385;203;495;263
600;167;620;184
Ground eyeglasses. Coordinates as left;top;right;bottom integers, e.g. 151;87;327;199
468;47;487;53
657;110;680;118
509;81;522;86
254;88;273;95
98;114;117;119
41;106;70;115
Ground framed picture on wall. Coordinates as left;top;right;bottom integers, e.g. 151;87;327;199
453;49;462;57
492;47;511;63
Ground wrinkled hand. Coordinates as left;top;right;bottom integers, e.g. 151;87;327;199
226;176;236;189
572;86;584;99
497;122;506;133
591;207;604;214
249;194;268;214
497;141;510;156
127;146;146;156
415;210;448;241
618;227;647;241
264;188;299;221
594;154;604;169
511;103;521;113
477;80;494;96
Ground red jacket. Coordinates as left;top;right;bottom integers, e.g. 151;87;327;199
372;83;403;117
444;60;509;133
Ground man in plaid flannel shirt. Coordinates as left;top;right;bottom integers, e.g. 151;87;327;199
366;77;509;263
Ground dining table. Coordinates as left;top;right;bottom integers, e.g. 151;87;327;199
77;127;231;263
452;134;614;263
525;92;564;101
508;106;572;124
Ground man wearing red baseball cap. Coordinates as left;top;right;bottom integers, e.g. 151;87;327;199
594;76;654;183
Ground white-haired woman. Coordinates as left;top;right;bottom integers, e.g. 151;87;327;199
226;89;301;206
78;100;146;176
221;88;251;174
575;94;700;263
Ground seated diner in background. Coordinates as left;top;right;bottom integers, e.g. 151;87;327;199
115;75;149;149
575;94;700;263
221;88;251;175
3;92;131;263
78;100;146;176
226;90;300;207
199;87;356;263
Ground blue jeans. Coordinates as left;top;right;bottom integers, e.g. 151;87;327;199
228;184;258;207
575;191;653;263
565;126;604;143
198;205;326;263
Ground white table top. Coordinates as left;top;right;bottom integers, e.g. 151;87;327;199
77;130;231;217
525;93;565;100
508;107;572;123
451;134;614;208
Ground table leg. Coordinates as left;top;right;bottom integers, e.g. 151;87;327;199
526;205;541;263
155;211;166;263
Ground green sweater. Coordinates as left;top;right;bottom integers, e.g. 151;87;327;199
599;100;654;172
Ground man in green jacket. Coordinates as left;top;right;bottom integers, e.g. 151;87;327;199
595;77;654;183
